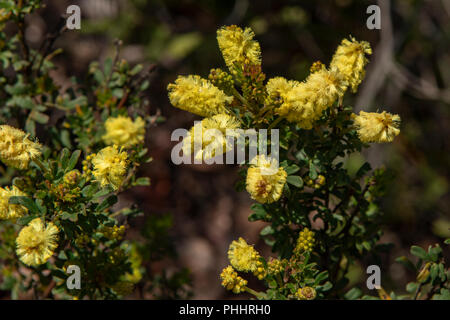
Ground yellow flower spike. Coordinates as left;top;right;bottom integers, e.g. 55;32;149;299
167;75;233;117
274;68;347;129
0;125;42;169
330;36;372;93
16;218;59;267
102;116;146;148
246;155;287;204
220;265;248;294
295;228;315;254
0;185;28;220
352;111;401;143
91;145;128;190
182;114;240;161
217;25;261;71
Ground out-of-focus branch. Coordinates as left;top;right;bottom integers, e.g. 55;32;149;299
355;0;393;109
356;0;450;108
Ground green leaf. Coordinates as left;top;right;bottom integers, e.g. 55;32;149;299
309;162;318;179
344;287;362;300
411;245;429;260
97;195;118;212
133;177;151;187
286;176;303;188
66;150;81;172
284;165;300;175
260;225;274;236
9;196;41;214
406;282;419;293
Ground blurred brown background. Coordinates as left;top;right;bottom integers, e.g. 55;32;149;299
22;0;450;298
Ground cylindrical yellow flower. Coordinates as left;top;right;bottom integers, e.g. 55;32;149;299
352;111;400;143
0;125;42;169
273;69;347;129
217;25;261;71
330;36;372;93
167;75;233;117
102;116;146;148
183;113;240;161
246;155;287;204
220;265;248;294
227;237;261;273
0;186;28;220
295;227;315;254
16;218;59;267
91;145;128;190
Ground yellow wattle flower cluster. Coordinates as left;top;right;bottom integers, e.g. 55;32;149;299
220;265;248;294
182;114;240;161
246;155;287;204
267;68;347;129
228;237;261;272
296;286;317;300
0;125;42;169
352;111;401;143
91;145;129;190
0;186;28;220
102;116;146;148
217;25;261;71
330;36;372;93
167;75;233;117
16;218;59;267
295;227;315;254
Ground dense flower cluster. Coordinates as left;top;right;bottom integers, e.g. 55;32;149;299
220;265;248;294
228;237;260;272
246;155;287;204
182;114;240;161
352;111;401;143
0;125;42;169
91;145;129;190
103;116;146;148
16;218;59;267
167;75;233;117
295;228;315;254
217;25;261;70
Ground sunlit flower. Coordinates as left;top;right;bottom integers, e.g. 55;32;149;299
0;125;42;169
167;75;233;117
275;69;347;129
0;186;28;220
102;116;146;148
91;145;128;190
217;25;261;71
352;111;400;143
246;155;287;203
16;218;59;267
330;36;372;92
183;114;240;161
